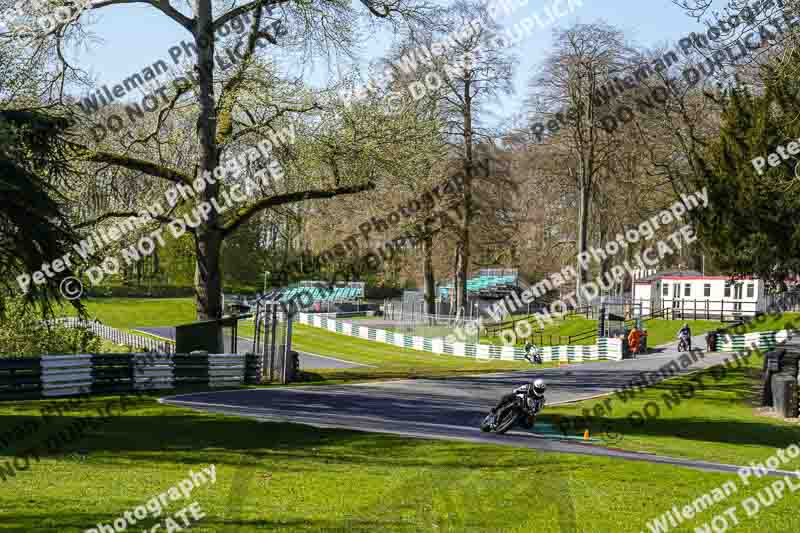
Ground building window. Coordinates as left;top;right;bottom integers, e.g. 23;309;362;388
747;283;754;298
704;284;711;297
684;284;691;297
724;283;731;298
663;284;668;297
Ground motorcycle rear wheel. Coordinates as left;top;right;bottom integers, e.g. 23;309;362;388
493;405;520;434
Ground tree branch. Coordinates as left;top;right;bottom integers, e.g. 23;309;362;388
91;0;195;32
222;182;375;237
213;0;281;32
74;210;181;229
359;0;390;17
68;143;193;185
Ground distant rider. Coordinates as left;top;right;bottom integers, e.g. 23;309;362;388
524;341;542;364
677;323;692;350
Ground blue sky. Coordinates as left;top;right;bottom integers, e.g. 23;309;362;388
68;0;712;123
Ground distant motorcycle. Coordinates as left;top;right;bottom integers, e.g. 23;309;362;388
481;381;546;434
524;342;542;364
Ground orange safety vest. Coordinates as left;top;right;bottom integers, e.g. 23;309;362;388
628;329;642;351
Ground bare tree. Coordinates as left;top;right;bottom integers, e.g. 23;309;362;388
528;23;630;304
7;0;435;320
400;0;515;318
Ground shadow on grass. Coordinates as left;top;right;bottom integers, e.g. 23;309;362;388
0;405;548;472
0;512;408;533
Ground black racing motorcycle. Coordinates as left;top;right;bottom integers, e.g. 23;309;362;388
480;383;544;434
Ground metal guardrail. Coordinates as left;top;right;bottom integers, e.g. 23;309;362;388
0;353;259;400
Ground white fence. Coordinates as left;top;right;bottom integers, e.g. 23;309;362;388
296;313;623;362
53;317;175;353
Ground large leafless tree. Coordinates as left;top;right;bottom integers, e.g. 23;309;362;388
6;0;433;320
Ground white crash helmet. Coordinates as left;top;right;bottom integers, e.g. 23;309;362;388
532;378;546;395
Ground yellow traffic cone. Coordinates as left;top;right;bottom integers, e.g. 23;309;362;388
583;429;590;441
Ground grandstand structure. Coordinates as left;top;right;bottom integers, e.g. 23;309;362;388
270;281;367;314
385;268;530;321
437;268;525;302
279;281;365;303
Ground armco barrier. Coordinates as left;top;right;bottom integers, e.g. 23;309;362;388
0;358;41;400
41;355;94;397
208;355;247;387
716;329;799;352
295;313;624;362
134;353;174;390
0;352;258;400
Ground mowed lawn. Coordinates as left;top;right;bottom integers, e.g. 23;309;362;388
542;344;800;467
483;314;726;348
2;395;799;532
727;312;800;333
57;297;196;329
238;322;543;381
49;297;542;380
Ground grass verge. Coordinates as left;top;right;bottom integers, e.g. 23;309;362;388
57;297;196;329
541;347;800;468
1;395;799;532
240;322;546;382
724;312;800;333
482;316;726;348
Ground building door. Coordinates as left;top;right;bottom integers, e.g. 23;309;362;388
672;282;681;307
733;283;743;313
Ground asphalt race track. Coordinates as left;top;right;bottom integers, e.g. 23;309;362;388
161;339;797;477
135;326;368;370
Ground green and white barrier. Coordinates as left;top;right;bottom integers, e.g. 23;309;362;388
296;313;624;362
716;329;798;352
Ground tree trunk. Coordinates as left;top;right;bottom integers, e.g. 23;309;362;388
195;229;223;320
454;80;474;320
422;236;435;315
193;0;223;320
599;226;610;295
575;176;590;305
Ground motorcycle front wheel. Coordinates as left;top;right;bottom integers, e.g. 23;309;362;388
480;413;494;432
